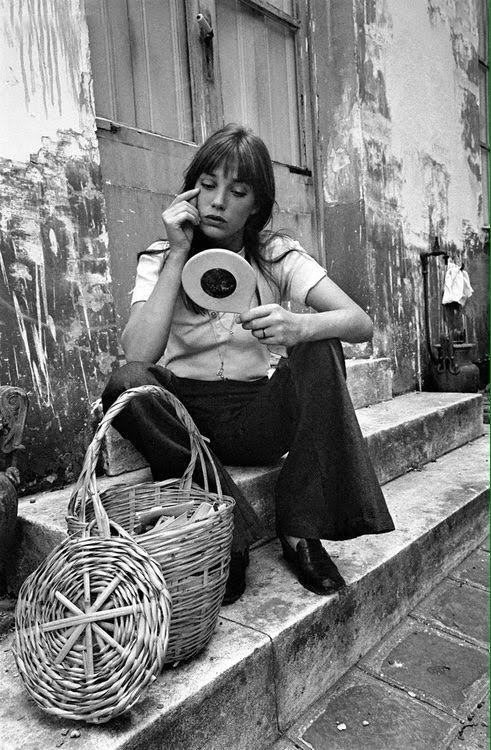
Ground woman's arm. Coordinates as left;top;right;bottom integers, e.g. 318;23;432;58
122;188;201;362
240;275;373;347
122;252;187;362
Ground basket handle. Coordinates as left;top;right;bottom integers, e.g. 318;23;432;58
68;385;223;531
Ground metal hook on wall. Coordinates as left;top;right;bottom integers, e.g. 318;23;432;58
196;11;214;81
196;12;213;40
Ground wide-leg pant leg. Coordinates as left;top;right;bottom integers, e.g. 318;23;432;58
272;339;395;539
101;362;262;551
229;339;395;540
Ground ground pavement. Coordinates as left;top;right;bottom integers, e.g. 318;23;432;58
272;534;489;750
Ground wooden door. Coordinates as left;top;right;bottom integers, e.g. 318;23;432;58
86;0;319;331
214;0;319;255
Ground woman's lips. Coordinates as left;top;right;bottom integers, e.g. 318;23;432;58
203;215;226;225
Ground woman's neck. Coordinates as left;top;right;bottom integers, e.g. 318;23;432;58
194;232;244;253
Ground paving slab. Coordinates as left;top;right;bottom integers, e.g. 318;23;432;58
447;693;489;750
269;737;301;750
359;619;488;719
411;578;489;647
479;536;489;552
0;617;277;750
449;547;489;590
287;670;456;750
221;436;489;730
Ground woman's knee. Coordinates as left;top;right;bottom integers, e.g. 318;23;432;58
101;362;155;410
288;338;345;374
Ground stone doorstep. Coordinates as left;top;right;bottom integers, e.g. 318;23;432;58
103;357;393;476
105;388;482;487
10;390;484;594
0;435;488;750
357;391;484;485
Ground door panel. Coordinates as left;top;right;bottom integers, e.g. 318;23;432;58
216;0;300;164
215;0;318;259
127;0;193;140
96;125;197;328
87;0;193;140
86;1;198;328
86;0;320;331
86;0;136;124
273;164;317;252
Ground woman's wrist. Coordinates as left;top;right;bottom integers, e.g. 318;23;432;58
166;244;189;265
296;312;317;343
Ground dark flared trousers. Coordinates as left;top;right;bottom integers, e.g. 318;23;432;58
101;339;395;553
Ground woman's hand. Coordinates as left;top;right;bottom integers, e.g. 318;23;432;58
162;187;201;256
240;304;306;348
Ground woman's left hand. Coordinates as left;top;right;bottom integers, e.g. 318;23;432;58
239;304;307;348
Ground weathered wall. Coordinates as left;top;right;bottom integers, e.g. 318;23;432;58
0;0;118;492
357;0;487;392
317;0;487;393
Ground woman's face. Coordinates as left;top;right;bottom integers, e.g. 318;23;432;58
195;163;257;251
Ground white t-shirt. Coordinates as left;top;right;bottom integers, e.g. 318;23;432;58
130;235;327;381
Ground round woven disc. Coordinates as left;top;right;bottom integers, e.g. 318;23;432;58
14;533;171;723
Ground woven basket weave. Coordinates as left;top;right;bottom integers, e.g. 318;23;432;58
14;462;172;723
67;385;235;665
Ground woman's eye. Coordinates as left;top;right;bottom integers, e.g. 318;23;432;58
200;182;215;189
232;190;247;197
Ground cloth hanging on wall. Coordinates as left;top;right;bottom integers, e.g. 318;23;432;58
442;259;474;306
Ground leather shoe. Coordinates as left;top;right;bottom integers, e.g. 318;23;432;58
279;536;346;595
222;546;250;605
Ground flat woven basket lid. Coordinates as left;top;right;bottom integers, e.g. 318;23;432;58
14;529;172;724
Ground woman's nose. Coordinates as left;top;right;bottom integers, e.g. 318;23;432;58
211;188;227;209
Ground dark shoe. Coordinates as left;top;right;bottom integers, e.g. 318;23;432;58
279;536;346;595
222;547;250;605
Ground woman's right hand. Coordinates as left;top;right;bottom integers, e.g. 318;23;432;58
162;187;201;256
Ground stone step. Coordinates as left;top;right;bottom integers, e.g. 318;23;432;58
1;434;488;750
103;356;393;476
7;390;483;592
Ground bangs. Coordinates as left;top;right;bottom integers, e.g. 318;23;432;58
182;123;275;235
189;137;259;188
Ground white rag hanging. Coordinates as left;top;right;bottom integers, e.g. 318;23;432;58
442;259;474;306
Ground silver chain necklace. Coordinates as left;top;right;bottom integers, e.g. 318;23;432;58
208;312;236;380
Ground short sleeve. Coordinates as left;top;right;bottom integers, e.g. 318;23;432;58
263;236;327;305
130;241;169;305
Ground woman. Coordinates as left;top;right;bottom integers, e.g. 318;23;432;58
102;123;395;604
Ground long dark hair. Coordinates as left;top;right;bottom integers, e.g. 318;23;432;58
183;123;276;262
136;124;295;312
179;123;283;312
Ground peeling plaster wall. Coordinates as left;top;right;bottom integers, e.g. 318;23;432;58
356;0;487;392
312;0;371;317
0;0;118;491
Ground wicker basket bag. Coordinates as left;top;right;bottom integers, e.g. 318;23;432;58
14;465;172;723
67;385;235;666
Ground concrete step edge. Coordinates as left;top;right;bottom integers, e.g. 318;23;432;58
8;391;484;591
1;435;488;750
